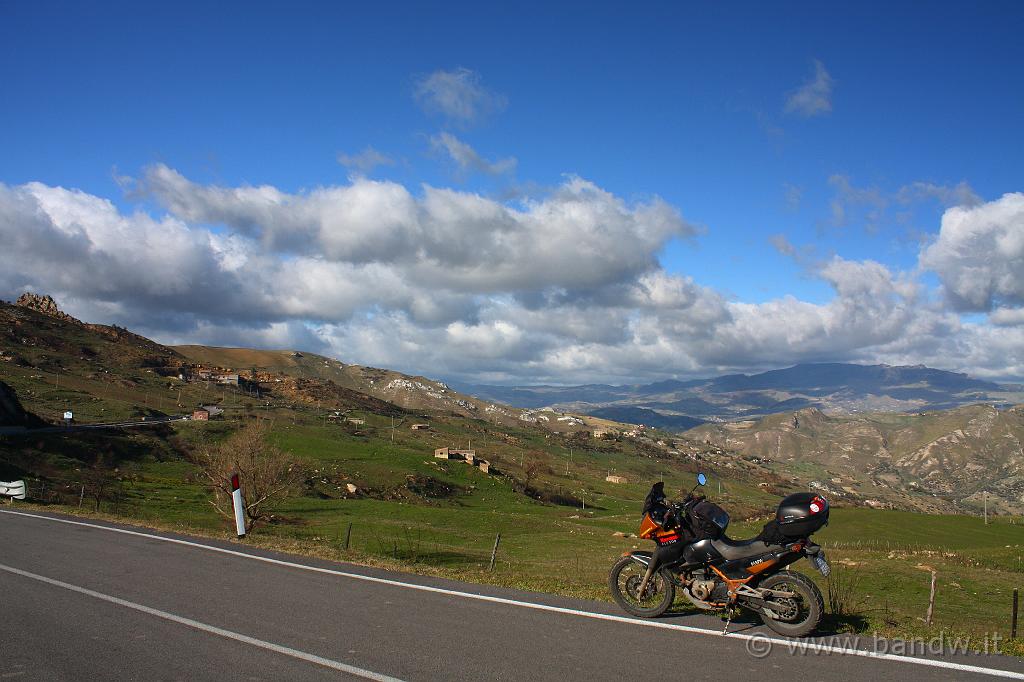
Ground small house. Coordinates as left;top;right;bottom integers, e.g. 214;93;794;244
410;423;430;431
434;447;477;462
192;408;210;421
605;475;627;484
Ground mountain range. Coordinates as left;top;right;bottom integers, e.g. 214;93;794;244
455;363;1023;428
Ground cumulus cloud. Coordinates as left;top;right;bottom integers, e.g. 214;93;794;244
2;170;1022;383
337;146;395;174
430;132;516;176
140;164;692;294
785;59;834;117
414;68;507;125
920;193;1024;311
990;307;1024;327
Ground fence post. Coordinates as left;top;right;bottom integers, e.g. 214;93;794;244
1013;589;1019;639
344;522;352;550
489;533;502;571
925;570;937;626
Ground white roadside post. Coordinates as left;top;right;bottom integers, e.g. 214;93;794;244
230;473;246;538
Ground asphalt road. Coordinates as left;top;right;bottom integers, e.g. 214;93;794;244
0;415;188;436
2;509;1023;681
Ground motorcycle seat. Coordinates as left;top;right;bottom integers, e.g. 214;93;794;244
711;535;774;561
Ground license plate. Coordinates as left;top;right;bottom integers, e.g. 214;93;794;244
812;552;831;577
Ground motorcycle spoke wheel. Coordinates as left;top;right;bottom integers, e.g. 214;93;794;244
757;571;823;638
609;557;674;618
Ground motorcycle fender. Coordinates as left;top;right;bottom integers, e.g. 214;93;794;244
622;550;653;566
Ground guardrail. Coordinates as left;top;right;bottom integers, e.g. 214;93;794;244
1;480;26;500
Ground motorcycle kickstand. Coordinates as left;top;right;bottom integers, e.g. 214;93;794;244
721;607;734;635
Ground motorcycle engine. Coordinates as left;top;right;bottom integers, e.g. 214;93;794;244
689;579;716;601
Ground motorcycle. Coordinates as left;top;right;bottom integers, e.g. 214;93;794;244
608;473;831;637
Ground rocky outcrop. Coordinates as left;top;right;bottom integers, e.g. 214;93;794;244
15;293;82;325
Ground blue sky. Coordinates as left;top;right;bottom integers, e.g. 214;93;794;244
1;2;1022;382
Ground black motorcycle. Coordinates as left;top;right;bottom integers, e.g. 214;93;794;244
608;473;831;637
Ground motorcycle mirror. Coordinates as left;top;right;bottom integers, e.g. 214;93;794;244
697;472;707;486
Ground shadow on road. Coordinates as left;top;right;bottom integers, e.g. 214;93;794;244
657;605;869;637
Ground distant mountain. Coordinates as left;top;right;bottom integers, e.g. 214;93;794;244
450;382;627;409
454;363;1022;430
585;406;704;431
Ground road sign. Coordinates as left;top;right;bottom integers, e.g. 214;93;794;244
1;480;26;499
63;411;73;421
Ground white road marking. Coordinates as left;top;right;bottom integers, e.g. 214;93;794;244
0;562;404;682
3;508;1024;680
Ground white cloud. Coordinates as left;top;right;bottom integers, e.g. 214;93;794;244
337;146;395;174
140;165;693;294
919;193;1024;312
785;59;834;117
414;68;507;125
3;170;1023;384
991;307;1024;327
430;132;516;176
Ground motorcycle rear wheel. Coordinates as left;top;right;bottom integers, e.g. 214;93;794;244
757;570;823;637
608;556;675;618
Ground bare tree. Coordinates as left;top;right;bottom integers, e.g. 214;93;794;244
78;454;133;512
191;420;304;531
523;451;545;487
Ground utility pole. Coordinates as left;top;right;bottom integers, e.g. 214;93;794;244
984;491;989;525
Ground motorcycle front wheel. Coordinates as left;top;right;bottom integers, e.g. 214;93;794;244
608;556;675;618
757;570;824;637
